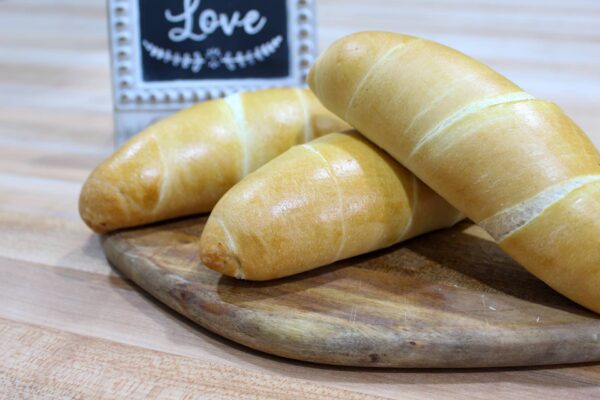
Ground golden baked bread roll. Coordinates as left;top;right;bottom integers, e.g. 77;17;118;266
200;131;463;280
79;88;349;233
308;32;600;312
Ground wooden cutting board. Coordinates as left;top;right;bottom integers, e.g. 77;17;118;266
102;216;600;368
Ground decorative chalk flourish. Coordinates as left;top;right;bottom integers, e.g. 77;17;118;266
142;35;283;73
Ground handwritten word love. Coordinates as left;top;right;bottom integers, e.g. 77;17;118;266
165;0;267;42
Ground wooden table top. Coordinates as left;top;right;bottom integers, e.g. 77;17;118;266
1;0;599;398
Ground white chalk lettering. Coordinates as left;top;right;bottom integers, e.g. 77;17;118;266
165;0;268;43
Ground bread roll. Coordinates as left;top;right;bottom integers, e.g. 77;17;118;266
308;32;600;312
200;131;463;280
79;88;349;232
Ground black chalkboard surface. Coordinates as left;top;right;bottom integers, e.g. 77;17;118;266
139;0;290;81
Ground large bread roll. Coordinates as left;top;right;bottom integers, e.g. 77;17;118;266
308;32;600;312
79;88;349;232
200;131;463;280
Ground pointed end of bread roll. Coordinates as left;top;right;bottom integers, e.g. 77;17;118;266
200;217;245;279
79;175;129;233
308;31;417;119
79;136;164;233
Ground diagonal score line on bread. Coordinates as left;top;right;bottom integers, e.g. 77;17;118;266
344;40;421;123
153;134;171;213
224;93;249;178
408;91;536;158
294;88;314;143
480;175;600;242
395;174;419;241
403;73;483;138
301;143;348;263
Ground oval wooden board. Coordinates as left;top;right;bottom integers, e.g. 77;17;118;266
102;216;600;368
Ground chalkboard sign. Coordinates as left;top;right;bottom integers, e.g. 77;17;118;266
108;0;317;144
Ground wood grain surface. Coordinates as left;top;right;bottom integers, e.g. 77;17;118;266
1;0;600;398
103;217;600;368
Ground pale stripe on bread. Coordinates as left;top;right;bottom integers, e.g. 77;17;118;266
480;175;600;242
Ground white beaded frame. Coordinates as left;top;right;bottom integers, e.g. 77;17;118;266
108;0;317;112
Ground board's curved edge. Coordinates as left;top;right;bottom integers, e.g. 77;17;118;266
101;232;600;368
